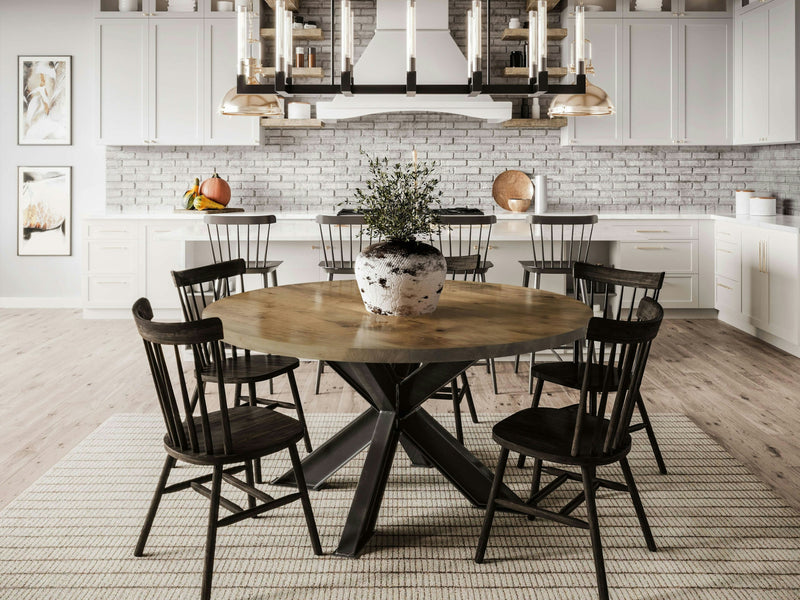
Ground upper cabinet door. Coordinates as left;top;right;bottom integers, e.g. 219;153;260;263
623;19;680;144
150;19;204;145
96;19;149;145
767;0;797;143
563;20;624;145
680;0;732;17
735;8;768;143
205;19;260;145
680;19;731;144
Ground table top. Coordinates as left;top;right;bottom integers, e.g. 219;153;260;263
204;280;592;364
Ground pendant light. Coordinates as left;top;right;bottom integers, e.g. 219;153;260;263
548;5;615;117
219;0;282;117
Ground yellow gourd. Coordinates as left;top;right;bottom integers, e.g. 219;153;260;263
193;195;226;211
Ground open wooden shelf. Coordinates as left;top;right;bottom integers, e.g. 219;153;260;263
501;28;568;41
262;67;324;79
502;118;568;129
265;0;299;9
261;27;324;41
261;118;323;128
527;0;562;9
503;66;567;78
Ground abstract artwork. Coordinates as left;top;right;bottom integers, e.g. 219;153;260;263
18;167;72;256
18;56;72;145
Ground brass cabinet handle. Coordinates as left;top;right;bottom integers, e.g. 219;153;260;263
97;281;128;285
717;248;732;254
716;282;733;290
634;246;668;250
718;231;731;236
635;229;669;233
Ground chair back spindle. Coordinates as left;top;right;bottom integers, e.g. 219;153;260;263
431;215;497;281
573;262;665;322
316;215;379;274
133;297;232;457
527;214;598;275
204;214;277;273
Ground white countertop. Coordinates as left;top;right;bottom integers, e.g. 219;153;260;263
85;211;800;236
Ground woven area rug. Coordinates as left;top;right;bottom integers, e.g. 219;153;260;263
1;414;799;600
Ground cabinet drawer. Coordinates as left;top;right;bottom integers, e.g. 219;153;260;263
86;222;137;240
86;275;138;307
715;220;741;244
604;220;697;241
87;240;138;273
660;274;699;309
715;240;740;281
617;241;696;273
715;275;740;313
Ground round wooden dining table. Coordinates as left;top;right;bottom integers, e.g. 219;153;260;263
205;279;591;558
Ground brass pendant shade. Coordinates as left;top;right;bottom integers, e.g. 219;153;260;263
548;81;615;117
219;87;283;117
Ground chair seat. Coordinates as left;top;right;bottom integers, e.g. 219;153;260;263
445;255;494;275
319;261;355;275
245;260;282;274
519;260;573;276
164;405;304;465
532;361;621;393
492;407;631;466
201;354;299;384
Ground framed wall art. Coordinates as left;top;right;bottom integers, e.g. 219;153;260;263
18;55;72;145
18;166;72;256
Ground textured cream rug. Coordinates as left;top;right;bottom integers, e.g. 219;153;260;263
1;414;799;600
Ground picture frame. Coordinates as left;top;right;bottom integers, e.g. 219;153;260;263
17;166;72;257
18;55;72;145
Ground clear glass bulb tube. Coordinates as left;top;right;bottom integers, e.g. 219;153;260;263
537;0;547;72
407;0;416;72
528;10;537;79
341;0;349;73
284;10;292;75
467;9;473;75
237;3;248;76
275;0;284;74
575;5;585;75
349;5;354;66
473;0;482;66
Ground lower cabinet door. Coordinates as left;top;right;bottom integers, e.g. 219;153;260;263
715;275;741;314
86;275;138;308
146;225;186;309
765;230;799;343
659;274;699;309
740;229;769;328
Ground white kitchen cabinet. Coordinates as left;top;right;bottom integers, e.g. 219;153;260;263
205;19;261;145
740;227;770;328
623;20;680;144
734;0;798;144
150;19;205;145
562;20;624;146
679;19;732;144
96;15;259;145
766;230;800;343
145;225;186;310
96;19;149;145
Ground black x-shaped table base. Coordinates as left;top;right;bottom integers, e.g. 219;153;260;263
272;360;519;558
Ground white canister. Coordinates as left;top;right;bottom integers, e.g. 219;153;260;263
287;102;311;120
509;18;522;28
735;189;755;215
534;175;547;214
217;1;234;11
749;196;777;216
119;0;138;11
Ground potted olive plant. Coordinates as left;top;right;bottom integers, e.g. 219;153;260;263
350;153;447;316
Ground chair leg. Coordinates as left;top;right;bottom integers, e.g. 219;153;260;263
526;458;543;521
620;457;657;552
513;354;520;373
528;352;536;394
288;444;323;555
262;272;269;289
134;455;175;556
581;466;609;600
452;379;464;444
288;370;313;453
474;447;510;563
270;270;278;288
269;378;274;395
314;361;324;395
461;372;479;424
248;382;263;484
201;466;223;600
244;460;257;511
517;379;545;468
635;393;668;475
233;383;242;407
489;358;498;395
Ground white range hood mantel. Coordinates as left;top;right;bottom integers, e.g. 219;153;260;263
316;0;511;123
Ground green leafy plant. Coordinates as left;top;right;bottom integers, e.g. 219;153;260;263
349;152;443;243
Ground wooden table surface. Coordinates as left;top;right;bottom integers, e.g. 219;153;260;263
204;280;592;363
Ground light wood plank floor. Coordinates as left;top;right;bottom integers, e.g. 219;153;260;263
2;309;798;510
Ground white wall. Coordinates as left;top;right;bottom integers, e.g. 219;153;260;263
0;0;105;305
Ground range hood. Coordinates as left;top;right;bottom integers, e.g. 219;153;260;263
316;0;511;123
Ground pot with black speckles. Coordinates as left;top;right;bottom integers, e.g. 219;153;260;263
355;239;447;316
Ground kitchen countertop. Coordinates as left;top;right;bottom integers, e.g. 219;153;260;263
85;211;800;236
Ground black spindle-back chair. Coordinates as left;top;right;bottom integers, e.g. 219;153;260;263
518;262;667;474
431;215;496;282
475;297;664;600
131;298;322;600
172;259;313;476
316;214;379;278
205;214;282;288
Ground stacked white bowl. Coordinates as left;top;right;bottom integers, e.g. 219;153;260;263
634;0;663;11
168;0;196;11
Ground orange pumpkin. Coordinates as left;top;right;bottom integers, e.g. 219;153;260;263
199;171;231;207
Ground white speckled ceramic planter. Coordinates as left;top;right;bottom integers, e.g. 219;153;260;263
355;240;447;316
